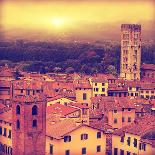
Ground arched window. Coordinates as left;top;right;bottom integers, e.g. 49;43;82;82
32;120;37;128
32;105;38;115
16;120;20;130
16;105;20;115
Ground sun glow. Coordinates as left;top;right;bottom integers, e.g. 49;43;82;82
51;18;65;27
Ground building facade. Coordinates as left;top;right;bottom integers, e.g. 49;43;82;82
120;24;141;80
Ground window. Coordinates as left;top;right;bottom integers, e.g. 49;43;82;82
114;118;117;124
8;130;11;139
97;145;101;152
65;150;70;155
128;108;131;111
33;90;35;95
21;89;23;93
102;83;105;86
26;90;30;95
96;88;99;92
97;132;101;138
128;117;131;122
95;83;97;86
120;137;124;143
81;134;88;140
82;148;86;154
32;105;38;115
122;117;125;122
114;110;117;113
3;128;7;137
16;120;20;130
127;151;130;155
114;148;118;155
0;126;2;135
16;105;20;115
82;109;87;115
32;120;37;128
50;145;53;155
133;138;137;147
129;87;132;90
120;149;124;155
83;93;87;100
64;136;71;142
102;88;105;92
127;137;131;146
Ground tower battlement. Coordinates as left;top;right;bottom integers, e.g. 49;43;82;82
121;24;141;31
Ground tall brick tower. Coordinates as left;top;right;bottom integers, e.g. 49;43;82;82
12;93;46;155
120;24;141;80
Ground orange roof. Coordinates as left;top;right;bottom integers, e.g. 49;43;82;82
91;96;135;111
114;114;155;137
13;94;46;103
141;64;155;71
68;102;89;109
46;119;77;139
46;103;79;117
0;109;12;123
46;119;104;139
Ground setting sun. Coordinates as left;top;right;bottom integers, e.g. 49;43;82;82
51;18;65;27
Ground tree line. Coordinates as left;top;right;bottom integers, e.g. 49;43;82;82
0;40;154;75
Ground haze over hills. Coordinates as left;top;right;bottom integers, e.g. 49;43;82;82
1;21;155;42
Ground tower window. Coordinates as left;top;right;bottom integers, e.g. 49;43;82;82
32;120;37;128
32;105;38;115
16;105;20;115
16;120;20;130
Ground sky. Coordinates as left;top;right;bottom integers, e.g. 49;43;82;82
0;0;155;41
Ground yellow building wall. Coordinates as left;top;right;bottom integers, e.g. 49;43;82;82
46;126;106;155
112;133;155;155
92;82;108;97
47;98;76;106
0;121;12;152
75;89;92;106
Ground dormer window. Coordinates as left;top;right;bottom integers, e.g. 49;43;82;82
32;105;38;115
16;105;20;115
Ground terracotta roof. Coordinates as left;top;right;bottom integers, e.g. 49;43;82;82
140;83;155;90
0;109;12;123
47;95;75;102
75;82;92;89
91;77;108;83
46;119;104;139
13;94;46;103
0;80;11;87
91;96;136;111
113;115;155;138
0;67;14;77
108;83;128;91
141;64;155;71
13;79;43;90
68;102;89;109
46;119;77;139
46;103;79;117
